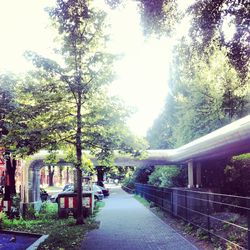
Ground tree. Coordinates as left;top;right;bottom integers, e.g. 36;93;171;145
11;0;147;224
108;0;249;79
106;0;180;36
20;0;115;224
147;94;175;149
0;73;20;198
148;39;250;148
188;0;250;79
0;73;17;141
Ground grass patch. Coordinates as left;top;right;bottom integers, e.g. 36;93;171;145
1;202;101;250
133;195;150;207
95;200;105;210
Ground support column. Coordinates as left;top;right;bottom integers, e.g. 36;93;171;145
188;160;194;188
196;162;202;188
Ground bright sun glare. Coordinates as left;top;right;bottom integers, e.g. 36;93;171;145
0;0;171;137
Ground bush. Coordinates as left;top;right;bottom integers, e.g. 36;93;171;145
148;166;180;187
37;202;58;220
223;155;250;196
122;176;135;190
123;165;154;189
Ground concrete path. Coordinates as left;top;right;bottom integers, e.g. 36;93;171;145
81;185;198;250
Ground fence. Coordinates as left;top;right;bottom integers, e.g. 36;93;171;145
122;185;135;194
135;183;250;250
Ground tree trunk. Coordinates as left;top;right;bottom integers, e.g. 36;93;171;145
48;165;54;186
66;166;69;183
8;158;16;195
96;166;105;183
3;155;16;200
76;99;84;224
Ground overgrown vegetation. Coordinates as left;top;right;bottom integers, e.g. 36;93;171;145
122;165;154;190
123;164;187;190
148;166;178;187
223;154;250;196
1;202;102;250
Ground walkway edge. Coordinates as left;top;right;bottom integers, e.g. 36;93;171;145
132;194;199;250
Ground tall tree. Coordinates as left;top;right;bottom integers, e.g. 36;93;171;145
106;0;180;36
188;0;250;79
23;0;114;224
14;0;146;224
0;73;17;141
0;73;20;198
148;39;250;148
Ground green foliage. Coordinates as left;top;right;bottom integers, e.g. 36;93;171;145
148;40;250;149
223;156;250;196
1;202;98;250
122;175;136;190
0;73;18;139
93;201;105;216
1;0;147;224
147;95;175;149
148;166;179;187
38;202;58;220
106;0;180;37
1;0;143;161
134;166;155;184
45;151;60;165
188;0;250;78
122;166;154;190
25;204;37;220
133;195;150;207
232;153;250;161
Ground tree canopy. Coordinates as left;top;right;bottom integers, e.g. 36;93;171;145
0;0;147;224
148;39;250;148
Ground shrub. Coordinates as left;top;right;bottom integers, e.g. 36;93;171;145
148;166;180;187
223;155;250;196
123;165;154;189
37;202;58;220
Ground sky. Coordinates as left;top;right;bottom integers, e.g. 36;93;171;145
0;0;236;138
0;1;174;137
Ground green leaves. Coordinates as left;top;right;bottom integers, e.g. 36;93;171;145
188;0;250;78
148;39;250;149
148;166;180;187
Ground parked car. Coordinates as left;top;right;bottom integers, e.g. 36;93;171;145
40;188;49;202
92;184;104;200
95;184;109;197
50;186;74;203
51;184;104;203
63;183;74;191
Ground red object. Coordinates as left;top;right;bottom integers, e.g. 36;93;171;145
59;196;91;209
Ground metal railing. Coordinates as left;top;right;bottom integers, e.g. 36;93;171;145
135;183;250;250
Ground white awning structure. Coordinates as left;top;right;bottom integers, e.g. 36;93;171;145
114;114;250;166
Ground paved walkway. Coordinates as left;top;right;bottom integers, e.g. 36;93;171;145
81;186;198;250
